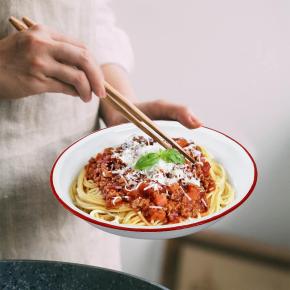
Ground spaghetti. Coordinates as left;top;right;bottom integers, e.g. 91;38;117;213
70;136;234;226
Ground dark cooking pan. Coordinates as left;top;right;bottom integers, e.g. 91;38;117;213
0;260;168;290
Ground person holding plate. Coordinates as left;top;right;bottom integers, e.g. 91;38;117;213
0;0;201;269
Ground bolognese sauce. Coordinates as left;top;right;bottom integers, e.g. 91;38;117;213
85;136;216;224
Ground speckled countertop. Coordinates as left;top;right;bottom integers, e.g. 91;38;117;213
0;260;169;290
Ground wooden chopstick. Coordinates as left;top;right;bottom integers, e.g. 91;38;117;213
104;81;196;163
22;16;36;27
104;94;170;149
9;16;28;31
8;17;169;149
9;16;196;164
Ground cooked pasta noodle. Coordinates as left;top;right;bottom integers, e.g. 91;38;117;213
70;136;234;226
199;147;234;216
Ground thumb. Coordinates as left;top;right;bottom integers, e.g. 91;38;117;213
139;100;202;129
173;106;202;129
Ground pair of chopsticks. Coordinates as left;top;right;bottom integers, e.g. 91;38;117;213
9;16;196;164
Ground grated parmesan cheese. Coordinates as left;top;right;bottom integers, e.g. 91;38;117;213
149;206;164;209
112;196;122;206
111;135;202;189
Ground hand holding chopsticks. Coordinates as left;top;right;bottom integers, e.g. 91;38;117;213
6;17;106;101
9;16;196;164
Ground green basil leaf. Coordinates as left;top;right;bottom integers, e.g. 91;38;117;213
134;148;186;170
135;152;160;170
160;148;185;164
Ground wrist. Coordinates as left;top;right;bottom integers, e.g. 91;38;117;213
99;64;136;127
101;109;124;127
98;98;121;126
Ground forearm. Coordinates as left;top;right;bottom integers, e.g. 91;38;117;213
99;64;137;126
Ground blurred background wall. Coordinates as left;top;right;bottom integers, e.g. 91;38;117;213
111;0;290;283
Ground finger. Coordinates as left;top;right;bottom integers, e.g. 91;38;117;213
51;42;106;98
45;77;79;96
46;61;92;102
138;100;202;129
51;32;86;49
23;19;86;49
166;103;202;128
174;109;202;129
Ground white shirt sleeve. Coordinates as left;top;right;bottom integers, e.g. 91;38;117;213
91;1;134;73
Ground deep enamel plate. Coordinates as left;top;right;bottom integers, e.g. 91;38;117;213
50;121;257;239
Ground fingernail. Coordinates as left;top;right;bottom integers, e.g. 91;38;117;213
189;115;196;124
83;94;92;103
99;88;107;98
190;116;203;128
197;121;203;127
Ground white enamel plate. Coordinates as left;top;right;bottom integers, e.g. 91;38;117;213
50;121;257;239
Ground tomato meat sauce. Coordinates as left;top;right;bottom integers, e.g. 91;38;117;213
85;137;216;224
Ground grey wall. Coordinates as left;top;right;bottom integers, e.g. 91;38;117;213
111;0;290;282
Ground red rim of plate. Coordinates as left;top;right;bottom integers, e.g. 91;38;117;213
50;125;258;233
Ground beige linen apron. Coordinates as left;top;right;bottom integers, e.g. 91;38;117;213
0;0;133;270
